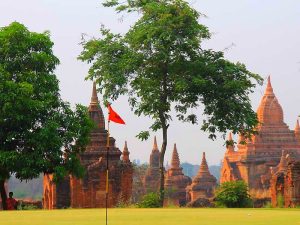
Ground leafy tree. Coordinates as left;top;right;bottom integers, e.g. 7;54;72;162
0;22;93;210
215;181;252;208
79;0;262;205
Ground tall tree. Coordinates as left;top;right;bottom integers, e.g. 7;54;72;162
79;0;262;206
0;22;93;210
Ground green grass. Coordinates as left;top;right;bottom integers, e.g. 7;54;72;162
0;208;300;225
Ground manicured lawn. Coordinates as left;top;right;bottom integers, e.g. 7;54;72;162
0;208;299;225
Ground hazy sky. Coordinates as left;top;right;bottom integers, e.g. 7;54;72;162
1;0;300;166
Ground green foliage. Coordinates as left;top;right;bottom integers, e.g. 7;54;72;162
263;201;273;208
277;193;284;208
17;203;39;210
137;192;161;208
215;181;252;208
80;0;262;206
0;22;94;199
81;0;262;141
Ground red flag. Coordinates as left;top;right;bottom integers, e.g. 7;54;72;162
108;105;125;124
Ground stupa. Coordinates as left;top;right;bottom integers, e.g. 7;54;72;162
164;144;191;206
220;77;300;200
186;152;217;202
143;137;161;193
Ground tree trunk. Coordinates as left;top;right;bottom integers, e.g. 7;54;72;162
159;125;168;207
0;179;7;210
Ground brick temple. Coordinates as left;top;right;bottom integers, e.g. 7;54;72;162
186;152;217;202
164;144;191;206
270;150;300;207
43;83;133;209
220;77;300;203
143;136;161;193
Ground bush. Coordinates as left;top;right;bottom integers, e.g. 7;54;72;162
215;181;252;208
186;198;214;208
137;192;160;208
277;194;284;208
263;201;273;208
17;203;39;210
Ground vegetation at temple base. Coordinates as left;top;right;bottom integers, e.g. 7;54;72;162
1;208;300;225
79;0;262;206
0;22;94;210
215;181;252;208
137;192;160;208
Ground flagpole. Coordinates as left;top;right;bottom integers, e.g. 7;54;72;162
106;115;110;225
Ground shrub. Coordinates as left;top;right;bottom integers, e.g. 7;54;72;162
137;192;160;208
215;181;252;208
277;194;284;208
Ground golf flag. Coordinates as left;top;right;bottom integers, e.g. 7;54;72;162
108;105;125;124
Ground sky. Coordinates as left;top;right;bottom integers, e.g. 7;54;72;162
1;0;300;166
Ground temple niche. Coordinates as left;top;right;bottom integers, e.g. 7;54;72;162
220;77;300;203
143;137;161;193
43;83;133;209
186;152;217;203
164;144;191;206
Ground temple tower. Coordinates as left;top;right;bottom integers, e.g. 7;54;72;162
164;144;191;206
143;136;161;193
220;76;300;201
43;82;133;209
186;152;217;202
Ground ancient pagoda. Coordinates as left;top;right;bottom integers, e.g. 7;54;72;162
164;144;191;206
143;136;161;193
186;152;217;202
220;76;300;201
43;83;133;209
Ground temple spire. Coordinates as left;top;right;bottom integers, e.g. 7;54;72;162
198;152;210;175
152;136;159;152
122;141;130;162
171;143;180;169
90;82;99;105
295;119;300;143
88;81;105;129
264;76;275;96
295;119;300;132
257;76;284;125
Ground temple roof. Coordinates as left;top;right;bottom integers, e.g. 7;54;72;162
90;82;99;105
123;141;129;153
257;76;284;125
171;144;180;169
149;136;160;168
198;152;210;176
152;136;159;152
122;141;130;162
88;82;105;130
165;144;191;189
295;119;300;133
189;152;217;190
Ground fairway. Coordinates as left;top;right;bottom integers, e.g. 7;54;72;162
0;208;300;225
